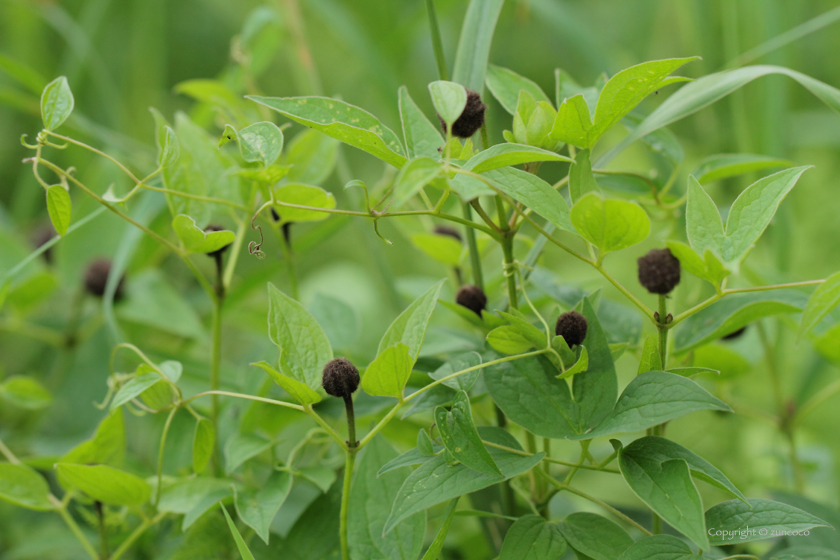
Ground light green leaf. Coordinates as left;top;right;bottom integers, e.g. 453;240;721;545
410;233;462;267
192;418;215;474
557;512;633;560
350;437;425;560
706;499;832;545
569;148;599;203
618;453;709;550
550;94;593;148
486;325;534;354
479;167;574;231
666;240;729;288
637;335;662;374
0;463;53;510
157;477;231;515
500;514;568;560
284;129;339;184
273;183;336;224
230;163;292;184
428;81;468;126
0;376;52;410
298;466;336;493
451;0;504;94
398;86;444;160
40;76;74;130
251;361;321;405
556;346;588;380
799;272;840;339
585;371;731;438
486;64;552;115
420;498;459;560
247;96;406;168
237;121;284;166
693;153;793;184
221;503;257;560
267;282;333;389
159;125;180;167
465;143;571;174
224;434;273;475
394;157;442;207
55;463;150;506
110;373;161;411
435;391;502;477
234;471;292;544
45;185;71;237
571;193;650;255
616;535;695;560
430;352;483;392
172;214;235;254
362;343;413;399
61;409;125;467
378;279;445;363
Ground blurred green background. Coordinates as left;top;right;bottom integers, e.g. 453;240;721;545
2;0;840;558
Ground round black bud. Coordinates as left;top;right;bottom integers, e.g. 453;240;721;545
322;358;360;399
204;224;232;258
456;285;487;317
555;311;588;346
638;248;681;295
722;326;747;340
434;225;462;243
31;224;56;264
84;259;125;301
439;90;486;139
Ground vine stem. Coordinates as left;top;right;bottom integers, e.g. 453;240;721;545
154;406;179;506
183;390;304;411
109;512;167;560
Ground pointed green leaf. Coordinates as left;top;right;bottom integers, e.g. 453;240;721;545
465;143;571;174
410;233;462;267
799;272;840;339
706;499;832;545
429;81;468;126
571;193;650;255
234;471;292;544
0;463;53;511
192;418;215;474
378;279;445;363
159;125;180;167
486;325;534;354
110;373;161;411
569;148;599;203
40;76;74;130
393;157;442;207
500;514;568;560
221;503;257;560
224;433;273;475
451;0;504;94
251;361;320;405
420;498;460;560
556;346;588;380
172;214;235;254
0;376;52;410
557;512;633;560
666;240;729;288
273;183;336;224
550;94;593;148
486;64;551;115
45;185;71;236
399;86;444;160
693;153;792;184
637;335;662;374
616;535;695;560
480;167;574;231
236;121;284;166
435;391;502;477
362;343;413;399
55;463;150;506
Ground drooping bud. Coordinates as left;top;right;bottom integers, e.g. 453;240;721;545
638;248;681;295
322;358;360;399
456;285;487;317
204;224;232;258
434;225;462;243
722;326;747;340
439;90;486;139
555;311;588;346
84;259;125;300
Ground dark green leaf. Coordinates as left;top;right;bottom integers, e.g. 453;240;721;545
399;86;444;160
557;512;633;560
706;499;832;545
234;470;292;544
486;64;552;115
451;0;505;94
0;463;53;511
500;514;568;559
435;391;502;477
378;279;445;363
616;535;694;560
221;504;257;560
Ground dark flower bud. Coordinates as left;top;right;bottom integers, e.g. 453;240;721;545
84;259;125;301
434;225;462;243
638;248;681;295
204;224;232;258
456;285;487;317
322;357;360;399
555;311;588;346
439;90;486;139
722;326;747;340
31;224;56;264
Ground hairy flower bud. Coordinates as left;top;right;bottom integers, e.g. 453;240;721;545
555;311;588;346
84;259;125;300
638;248;681;295
434;225;462;243
322;358;360;399
439;90;486;139
204;224;232;258
456;285;487;317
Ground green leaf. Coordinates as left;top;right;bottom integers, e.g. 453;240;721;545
383;438;543;534
571;193;650;255
273;183;337;224
497;310;547;349
706;499;832;545
171;214;235;254
618;453;709;550
429;351;483;392
585;371;731;438
362;343;413;399
308;293;359;352
486;325;535;354
616;535;695;560
569;148;599;203
350;437;425;560
557;512;633;560
236;121;284;166
40;76;74;130
298;466;336;493
799;272;840;339
451;0;504;94
234;470;292;544
666;240;729;288
378;279;445;363
486;64;552;115
479;167;574;231
61;409;125;467
500;514;568;560
157;477;231;515
693;153;793;184
556;345;588;380
410;233;462;267
0;376;52;410
267;282;333;390
550;94;593;148
110;373;161;411
247;96;406;168
224;433;273;475
393;157;442;208
428;81;467;126
378;444;443;477
0;463;53;511
55;463;150;506
45;185;71;237
399;86;444;160
435;391;502;477
251;361;321;405
420;498;459;560
465;143;571;174
623;436;746;504
221;503;257;560
637;335;662;374
284;129;339;184
192;418;215;474
674;290;808;353
159;125;180;168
